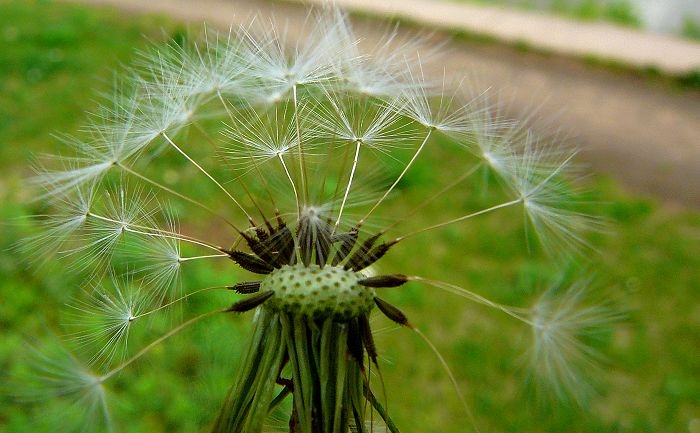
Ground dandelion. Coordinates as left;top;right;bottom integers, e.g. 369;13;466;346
527;279;621;403
22;7;616;433
16;341;112;432
64;276;147;367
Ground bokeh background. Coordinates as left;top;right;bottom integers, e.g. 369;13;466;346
451;0;700;38
0;0;698;432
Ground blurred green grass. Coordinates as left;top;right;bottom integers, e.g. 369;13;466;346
0;1;698;432
449;0;641;27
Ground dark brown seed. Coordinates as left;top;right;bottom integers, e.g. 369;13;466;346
297;218;313;267
296;216;334;267
344;232;382;270
227;281;261;294
347;317;365;363
331;228;359;266
374;297;411;327
255;225;270;242
241;231;277;265
225;290;274;313
314;222;333;267
359;314;377;363
357;274;408;288
228;251;274;274
272;223;296;267
348;240;398;271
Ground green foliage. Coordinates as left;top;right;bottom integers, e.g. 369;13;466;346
563;0;640;27
682;16;700;41
1;2;698;433
450;0;643;28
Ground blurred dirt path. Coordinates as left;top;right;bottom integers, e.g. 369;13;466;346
66;0;700;208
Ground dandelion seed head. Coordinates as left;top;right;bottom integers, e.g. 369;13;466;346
20;5;611;430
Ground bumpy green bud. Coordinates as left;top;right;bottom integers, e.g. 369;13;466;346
262;264;375;320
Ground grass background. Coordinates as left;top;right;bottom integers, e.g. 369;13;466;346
0;1;698;432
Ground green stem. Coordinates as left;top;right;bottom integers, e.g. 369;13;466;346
364;384;401;433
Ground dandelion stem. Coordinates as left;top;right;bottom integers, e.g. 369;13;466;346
362;128;433;224
327;136;351;219
162;132;253;221
363;384;400;433
335;141;361;228
395;197;522;241
100;309;222;382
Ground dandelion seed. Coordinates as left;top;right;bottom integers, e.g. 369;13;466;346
59;183;153;270
130;211;184;303
136;25;254;99
221;103;309;171
508;132;597;254
462;100;520;177
328;9;434;98
84;82;160;161
309;90;413;152
136;79;202;139
31;136;116;200
394;66;481;136
65;276;147;367
18;341;112;432
21;185;94;264
527;280;619;403
242;11;343;103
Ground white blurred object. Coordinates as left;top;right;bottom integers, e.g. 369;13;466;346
637;0;700;33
